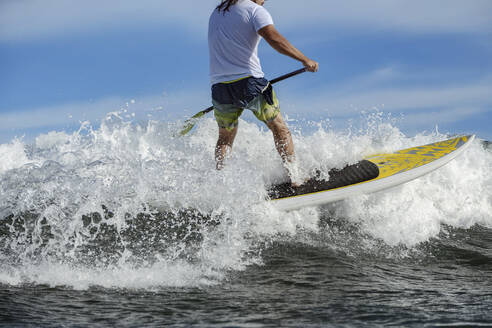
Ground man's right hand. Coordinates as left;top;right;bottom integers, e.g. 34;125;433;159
303;59;319;72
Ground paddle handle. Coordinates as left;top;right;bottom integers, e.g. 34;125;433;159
201;68;307;115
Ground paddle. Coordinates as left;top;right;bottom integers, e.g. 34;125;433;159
178;67;307;136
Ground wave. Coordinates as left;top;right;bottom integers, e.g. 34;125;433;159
0;111;491;289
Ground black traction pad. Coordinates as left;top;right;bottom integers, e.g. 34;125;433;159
268;160;380;200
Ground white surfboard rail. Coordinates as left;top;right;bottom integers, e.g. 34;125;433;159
270;135;475;212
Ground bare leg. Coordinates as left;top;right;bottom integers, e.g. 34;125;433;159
215;126;238;170
266;114;300;186
266;114;295;162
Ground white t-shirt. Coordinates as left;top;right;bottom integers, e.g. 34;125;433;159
208;0;274;85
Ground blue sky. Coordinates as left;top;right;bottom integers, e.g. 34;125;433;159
1;0;491;143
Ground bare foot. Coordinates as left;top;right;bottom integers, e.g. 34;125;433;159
291;177;309;188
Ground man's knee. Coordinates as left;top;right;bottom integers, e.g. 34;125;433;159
267;114;290;136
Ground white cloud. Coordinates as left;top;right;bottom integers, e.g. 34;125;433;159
0;89;209;131
398;107;486;126
0;0;217;42
1;0;491;42
309;83;492;116
278;66;492;114
2;69;490;135
0;97;126;130
271;0;492;34
277;68;492;132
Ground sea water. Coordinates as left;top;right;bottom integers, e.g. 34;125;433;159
0;113;491;327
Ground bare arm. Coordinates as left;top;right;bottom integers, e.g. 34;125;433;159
258;24;319;72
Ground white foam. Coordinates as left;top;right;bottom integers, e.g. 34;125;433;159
0;139;31;174
333;138;492;246
35;131;70;149
0;112;490;289
1;261;222;290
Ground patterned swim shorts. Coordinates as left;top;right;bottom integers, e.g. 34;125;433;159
211;76;280;131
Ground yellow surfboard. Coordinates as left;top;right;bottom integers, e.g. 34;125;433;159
269;135;475;211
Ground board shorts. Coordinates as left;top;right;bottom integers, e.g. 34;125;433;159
211;76;280;131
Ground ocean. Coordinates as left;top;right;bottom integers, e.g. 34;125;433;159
1;114;491;327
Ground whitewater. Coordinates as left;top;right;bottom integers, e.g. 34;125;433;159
1;112;491;326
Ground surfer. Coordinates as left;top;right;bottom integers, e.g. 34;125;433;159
209;0;318;184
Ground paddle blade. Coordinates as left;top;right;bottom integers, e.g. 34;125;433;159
178;111;207;136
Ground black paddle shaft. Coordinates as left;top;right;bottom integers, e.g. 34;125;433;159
270;67;307;84
201;68;307;115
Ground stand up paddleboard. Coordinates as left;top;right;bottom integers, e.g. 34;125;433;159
268;135;475;212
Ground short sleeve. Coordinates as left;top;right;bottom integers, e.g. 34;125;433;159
252;6;274;32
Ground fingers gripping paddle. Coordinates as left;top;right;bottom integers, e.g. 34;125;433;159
178;68;307;136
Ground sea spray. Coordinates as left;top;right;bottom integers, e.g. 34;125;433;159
0;112;490;289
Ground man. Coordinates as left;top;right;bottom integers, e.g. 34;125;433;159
209;0;318;185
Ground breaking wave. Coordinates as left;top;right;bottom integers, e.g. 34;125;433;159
0;111;490;289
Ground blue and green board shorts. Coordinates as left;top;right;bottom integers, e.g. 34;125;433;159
211;76;280;131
